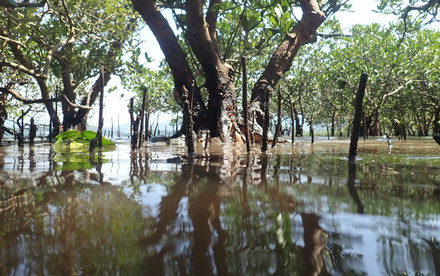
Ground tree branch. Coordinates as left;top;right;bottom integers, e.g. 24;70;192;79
63;95;92;110
206;0;221;51
0;87;61;104
0;34;25;46
186;0;222;66
317;32;351;39
0;60;44;78
42;0;76;76
403;0;439;19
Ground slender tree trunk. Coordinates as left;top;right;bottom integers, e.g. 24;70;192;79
249;1;325;127
37;79;60;137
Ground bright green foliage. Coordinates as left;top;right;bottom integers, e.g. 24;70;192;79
120;63;177;115
281;20;440;136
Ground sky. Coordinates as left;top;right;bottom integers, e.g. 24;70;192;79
87;0;396;130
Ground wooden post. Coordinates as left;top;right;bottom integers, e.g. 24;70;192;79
138;87;147;148
129;97;140;150
97;67;105;148
90;67;105;150
241;56;251;152
29;118;37;146
145;112;149;140
261;88;270;152
17;110;24;147
117;114;121;138
182;84;194;154
290;100;295;144
272;87;282;148
349;73;368;159
111;117;114;139
48;114;52;142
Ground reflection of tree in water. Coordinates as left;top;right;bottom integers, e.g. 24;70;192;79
140;152;331;275
141;154;231;275
0;151;147;275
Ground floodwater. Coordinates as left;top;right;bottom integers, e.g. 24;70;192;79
0;138;439;275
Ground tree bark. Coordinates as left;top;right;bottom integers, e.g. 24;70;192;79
132;0;207;133
249;0;325;126
185;0;239;141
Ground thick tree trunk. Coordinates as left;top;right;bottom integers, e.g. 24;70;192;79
132;0;208;134
249;1;325;127
363;110;381;137
185;0;240;142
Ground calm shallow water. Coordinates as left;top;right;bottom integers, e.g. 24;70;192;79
0;138;439;275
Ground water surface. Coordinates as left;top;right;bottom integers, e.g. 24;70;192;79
0;138;439;275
